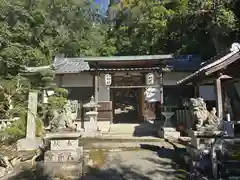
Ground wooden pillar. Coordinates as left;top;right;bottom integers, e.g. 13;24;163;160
94;74;99;103
215;77;223;118
159;72;164;105
59;75;63;87
193;83;199;98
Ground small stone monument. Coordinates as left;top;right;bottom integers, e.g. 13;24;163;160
17;92;43;151
83;96;100;137
38;132;83;179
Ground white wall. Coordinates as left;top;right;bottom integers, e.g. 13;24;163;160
163;72;192;85
57;73;93;87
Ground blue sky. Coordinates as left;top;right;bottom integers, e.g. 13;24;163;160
94;0;110;12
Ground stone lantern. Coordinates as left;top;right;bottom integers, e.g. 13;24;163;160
83;96;101;136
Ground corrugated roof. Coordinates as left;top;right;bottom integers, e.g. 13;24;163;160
176;43;240;85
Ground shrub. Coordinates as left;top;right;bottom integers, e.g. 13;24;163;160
3;114;44;144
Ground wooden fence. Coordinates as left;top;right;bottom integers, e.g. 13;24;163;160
175;110;193;128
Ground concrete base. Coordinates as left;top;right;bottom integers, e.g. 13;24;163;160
17;137;43;151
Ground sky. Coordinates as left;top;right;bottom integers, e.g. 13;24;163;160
94;0;110;12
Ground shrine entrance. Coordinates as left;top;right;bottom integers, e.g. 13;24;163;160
111;75;144;123
112;88;141;123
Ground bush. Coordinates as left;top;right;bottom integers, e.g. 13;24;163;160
3;115;26;144
3;114;44;144
36;117;44;136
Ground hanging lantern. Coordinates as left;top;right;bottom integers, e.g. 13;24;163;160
146;73;154;85
104;74;112;86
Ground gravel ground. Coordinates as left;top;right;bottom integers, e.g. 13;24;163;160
82;147;189;180
0;140;188;180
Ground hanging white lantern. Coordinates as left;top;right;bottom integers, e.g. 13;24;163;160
105;74;112;86
146;73;154;85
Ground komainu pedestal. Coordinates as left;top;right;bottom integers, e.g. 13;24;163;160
36;132;83;179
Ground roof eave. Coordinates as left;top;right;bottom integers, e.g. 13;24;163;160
176;42;240;85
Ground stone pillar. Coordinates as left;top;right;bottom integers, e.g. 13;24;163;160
26;92;38;139
215;77;223;118
17;92;43;151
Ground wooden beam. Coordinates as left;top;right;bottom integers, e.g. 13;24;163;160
215;77;223;118
205;53;240;76
159;73;164;105
219;74;232;79
193;83;199;98
109;85;161;88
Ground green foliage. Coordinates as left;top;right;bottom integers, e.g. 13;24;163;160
0;0;107;77
37;87;68;127
3;115;44;144
23;69;56;90
48;88;68;110
36;117;44;136
0;76;29;118
108;0;240;59
4;116;26;144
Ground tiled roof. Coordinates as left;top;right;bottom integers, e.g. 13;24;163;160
53;54;202;74
53;57;90;74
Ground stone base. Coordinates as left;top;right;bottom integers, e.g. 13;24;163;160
44;147;83;163
84;121;98;132
44;132;82;140
158;127;180;139
188;129;222;149
17;137;43;151
82;131;101;138
187;129;222;137
36;161;83;179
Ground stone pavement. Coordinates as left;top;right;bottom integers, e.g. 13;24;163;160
82;149;188;180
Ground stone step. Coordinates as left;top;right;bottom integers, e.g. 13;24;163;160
90;141;176;149
100;134;160;140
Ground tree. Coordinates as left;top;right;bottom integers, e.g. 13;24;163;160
0;0;107;77
0;76;29;118
107;0;240;59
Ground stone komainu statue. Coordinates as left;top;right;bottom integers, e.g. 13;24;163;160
189;97;220;130
46;101;76;132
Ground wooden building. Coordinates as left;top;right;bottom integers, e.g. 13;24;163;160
53;54;202;126
177;43;240;121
